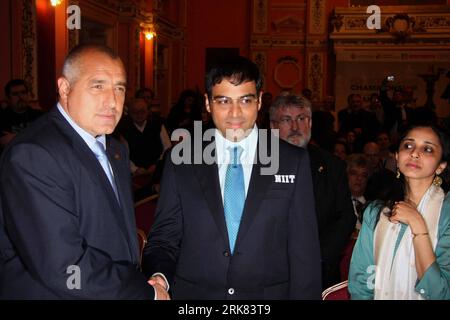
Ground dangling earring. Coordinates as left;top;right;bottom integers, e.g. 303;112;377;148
433;174;443;187
396;168;401;179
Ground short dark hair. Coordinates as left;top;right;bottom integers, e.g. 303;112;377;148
5;79;28;98
135;87;154;99
205;55;262;99
62;44;122;83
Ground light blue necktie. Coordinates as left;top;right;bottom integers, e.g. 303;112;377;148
224;146;245;254
93;139;119;202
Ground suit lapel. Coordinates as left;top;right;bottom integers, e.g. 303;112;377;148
105;138;124;207
307;145;321;192
234;133;273;252
193;141;230;249
106;138;139;262
50;109;133;256
193;133;277;252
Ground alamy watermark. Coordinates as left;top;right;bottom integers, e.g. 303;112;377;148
66;265;81;290
63;4;382;31
66;5;81;30
366;264;377;290
170;121;280;176
366;5;381;30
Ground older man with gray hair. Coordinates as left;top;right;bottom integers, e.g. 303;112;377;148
270;95;312;147
270;94;356;289
0;44;169;299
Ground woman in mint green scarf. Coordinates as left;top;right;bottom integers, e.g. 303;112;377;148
349;125;450;300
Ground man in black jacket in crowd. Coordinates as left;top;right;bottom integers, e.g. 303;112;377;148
270;94;356;289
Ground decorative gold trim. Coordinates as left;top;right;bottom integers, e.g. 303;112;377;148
336;50;450;62
68;0;80;50
309;0;326;34
253;0;268;33
308;53;324;101
252;51;267;90
306;39;328;47
22;0;38;100
377;13;426;43
331;6;450;49
274;56;301;90
272;16;303;33
251;36;305;47
331;6;450;36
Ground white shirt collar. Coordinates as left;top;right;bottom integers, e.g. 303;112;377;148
133;120;147;133
57;102;106;151
352;195;366;203
215;125;258;165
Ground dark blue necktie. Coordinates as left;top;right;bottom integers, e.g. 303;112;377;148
224;146;245;254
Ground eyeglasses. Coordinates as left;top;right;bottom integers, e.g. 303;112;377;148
275;115;311;126
211;96;259;108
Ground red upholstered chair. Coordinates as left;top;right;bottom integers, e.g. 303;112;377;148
136;228;148;266
134;194;158;235
322;280;350;300
132;174;152;192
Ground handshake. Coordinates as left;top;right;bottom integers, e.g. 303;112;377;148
148;274;171;300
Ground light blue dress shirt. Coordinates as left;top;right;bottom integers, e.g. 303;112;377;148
56;103;114;178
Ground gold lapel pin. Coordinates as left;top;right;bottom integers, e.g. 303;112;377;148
318;166;324;173
114;153;120;160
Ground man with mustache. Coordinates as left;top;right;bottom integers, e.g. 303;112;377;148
270;94;355;289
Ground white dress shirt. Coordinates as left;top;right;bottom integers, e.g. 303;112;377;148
214;125;258;202
352;195;366;230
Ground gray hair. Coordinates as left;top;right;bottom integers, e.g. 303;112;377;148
269;94;312;121
62;44;123;84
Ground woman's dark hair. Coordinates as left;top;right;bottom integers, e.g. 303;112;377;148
166;89;202;133
374;124;450;225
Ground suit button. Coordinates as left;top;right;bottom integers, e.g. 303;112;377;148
228;288;234;295
223;251;230;257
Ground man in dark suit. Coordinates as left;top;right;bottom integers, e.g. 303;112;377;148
0;44;168;299
338;93;380;151
270;94;355;289
379;80;413;136
142;55;321;299
0;79;43;151
117;97;171;177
